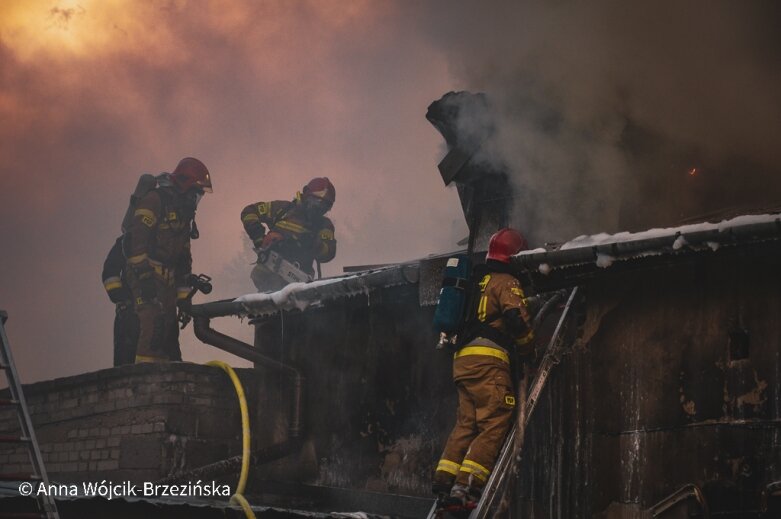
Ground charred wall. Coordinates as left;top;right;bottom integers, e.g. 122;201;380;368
515;244;781;518
247;244;781;516
250;282;455;496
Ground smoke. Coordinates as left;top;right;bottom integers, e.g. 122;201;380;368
0;0;463;382
2;1;779;383
419;1;781;243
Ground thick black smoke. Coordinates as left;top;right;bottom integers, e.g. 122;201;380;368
418;1;781;244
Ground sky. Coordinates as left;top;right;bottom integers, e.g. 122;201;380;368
1;1;779;383
0;0;465;382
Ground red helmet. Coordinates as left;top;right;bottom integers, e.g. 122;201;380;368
172;157;212;193
303;177;335;204
486;228;528;263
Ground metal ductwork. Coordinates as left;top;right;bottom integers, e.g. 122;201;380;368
427;91;513;252
192;316;304;440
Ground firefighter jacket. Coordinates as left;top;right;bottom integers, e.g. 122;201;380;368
462;264;534;353
125;187;194;297
241;198;336;275
102;236;130;303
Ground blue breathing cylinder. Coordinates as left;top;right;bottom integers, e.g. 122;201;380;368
433;254;472;334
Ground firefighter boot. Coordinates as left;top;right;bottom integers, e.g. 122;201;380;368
444;484;480;511
432;471;455;496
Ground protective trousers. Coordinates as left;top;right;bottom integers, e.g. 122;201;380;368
128;269;182;363
113;303;139;366
434;351;515;492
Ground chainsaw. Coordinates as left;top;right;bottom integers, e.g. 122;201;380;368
255;248;313;284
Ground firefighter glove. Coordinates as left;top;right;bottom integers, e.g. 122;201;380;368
261;231;284;250
177;298;192;315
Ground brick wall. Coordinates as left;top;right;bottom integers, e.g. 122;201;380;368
0;362;280;484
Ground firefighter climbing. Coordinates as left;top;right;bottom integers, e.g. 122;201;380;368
241;177;337;292
125;157;212;363
432;228;534;513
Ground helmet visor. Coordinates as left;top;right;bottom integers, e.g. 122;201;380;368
197;173;213;193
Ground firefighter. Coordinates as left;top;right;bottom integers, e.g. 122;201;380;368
241;177;336;292
101;236;139;366
125;157;212;363
433;228;534;508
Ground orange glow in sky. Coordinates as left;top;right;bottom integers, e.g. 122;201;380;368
0;0;461;381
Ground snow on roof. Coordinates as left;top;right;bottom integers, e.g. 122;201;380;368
557;213;780;250
513;213;781;273
194;213;780;317
230;264;419;317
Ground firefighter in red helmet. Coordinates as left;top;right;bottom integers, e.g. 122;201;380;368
241;177;337;292
433;228;534;509
125;157;211;363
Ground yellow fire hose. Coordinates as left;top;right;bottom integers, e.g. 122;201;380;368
206;360;256;519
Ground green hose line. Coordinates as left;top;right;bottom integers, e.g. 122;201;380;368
206;360;255;519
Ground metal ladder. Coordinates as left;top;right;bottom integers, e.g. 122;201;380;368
426;287;579;519
0;310;60;519
469;287;578;518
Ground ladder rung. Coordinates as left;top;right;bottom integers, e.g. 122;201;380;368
0;435;31;444
0;311;58;519
0;473;41;482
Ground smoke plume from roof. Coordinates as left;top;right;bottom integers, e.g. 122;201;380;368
419;1;781;244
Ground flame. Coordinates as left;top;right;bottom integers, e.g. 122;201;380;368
688;167;698;176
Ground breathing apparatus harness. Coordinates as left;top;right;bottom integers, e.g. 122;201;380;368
433;257;522;352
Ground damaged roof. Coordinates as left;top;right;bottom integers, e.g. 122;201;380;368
191;213;781;319
513;213;781;288
514;213;781;270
